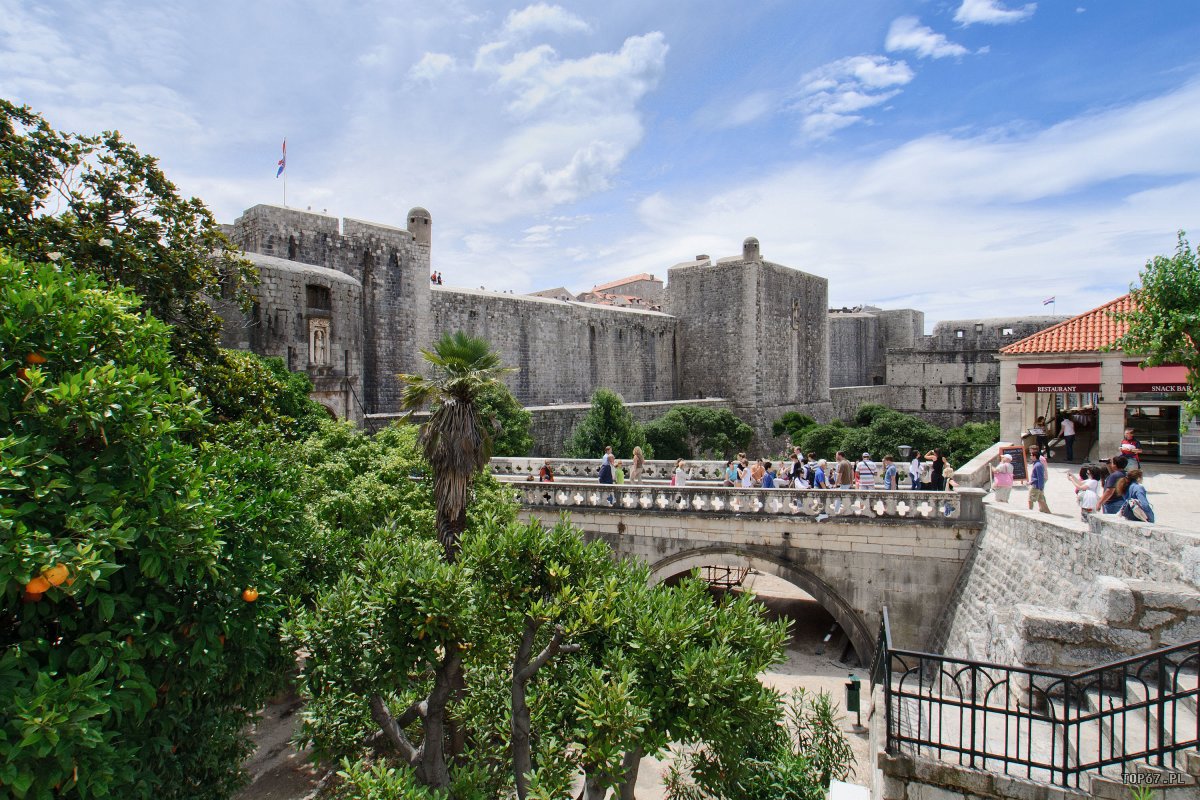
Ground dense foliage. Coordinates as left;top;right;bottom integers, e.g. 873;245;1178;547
786;404;999;466
473;382;534;457
564;389;651;459
292;510;846;800
0;255;293;799
0;99;254;376
1110;231;1200;421
772;412;818;445
642;405;754;460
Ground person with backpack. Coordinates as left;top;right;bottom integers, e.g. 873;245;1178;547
1119;469;1154;523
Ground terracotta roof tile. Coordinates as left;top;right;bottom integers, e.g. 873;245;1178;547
1000;294;1134;355
591;273;656;293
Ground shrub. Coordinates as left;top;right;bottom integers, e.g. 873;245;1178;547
644;406;753;460
564;389;649;459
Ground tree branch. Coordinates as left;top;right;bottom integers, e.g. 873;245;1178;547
518;623;580;682
369;694;420;765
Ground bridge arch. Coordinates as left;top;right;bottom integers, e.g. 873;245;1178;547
648;545;873;665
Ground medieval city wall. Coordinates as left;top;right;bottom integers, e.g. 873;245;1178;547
429;287;679;408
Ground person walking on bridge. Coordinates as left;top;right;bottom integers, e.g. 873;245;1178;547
855;452;877;490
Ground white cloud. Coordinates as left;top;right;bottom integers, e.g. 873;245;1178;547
503;3;590;37
794;55;913;138
408;52;456;81
954;0;1037;26
886;17;969;59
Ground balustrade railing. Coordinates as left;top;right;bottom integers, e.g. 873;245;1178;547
511;481;981;522
872;609;1200;788
490;457;728;483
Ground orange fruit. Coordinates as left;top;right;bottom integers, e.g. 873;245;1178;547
22;591;43;604
26;575;51;594
44;564;69;586
16;367;27;380
242;588;259;603
25;352;47;365
125;636;134;646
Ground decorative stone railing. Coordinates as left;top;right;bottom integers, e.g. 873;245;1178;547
489;457;729;483
511;481;986;524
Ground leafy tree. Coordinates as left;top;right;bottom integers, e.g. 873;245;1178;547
564;388;650;459
0;99;254;376
772;412;818;445
473;382;534;457
1110;231;1200;420
400;332;516;561
797;420;849;459
292;513;817;800
644;406;754;460
852;403;893;427
0;254;291;799
942;421;1000;466
195;350;329;436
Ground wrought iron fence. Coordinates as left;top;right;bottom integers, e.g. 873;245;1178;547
871;608;1200;788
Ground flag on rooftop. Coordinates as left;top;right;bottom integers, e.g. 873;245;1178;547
276;139;286;178
1043;296;1055;306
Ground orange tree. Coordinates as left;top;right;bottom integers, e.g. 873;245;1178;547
0;253;297;798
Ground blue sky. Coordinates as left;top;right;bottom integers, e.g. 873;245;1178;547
2;0;1198;325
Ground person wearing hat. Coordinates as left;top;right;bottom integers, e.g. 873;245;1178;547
855;452;878;490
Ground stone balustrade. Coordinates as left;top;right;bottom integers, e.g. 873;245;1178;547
489;457;729;483
509;481;985;525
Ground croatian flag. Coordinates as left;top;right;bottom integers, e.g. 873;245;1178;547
276;139;286;177
1043;296;1055;306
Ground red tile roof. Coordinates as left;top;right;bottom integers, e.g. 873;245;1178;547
591;273;657;293
1000;294;1134;355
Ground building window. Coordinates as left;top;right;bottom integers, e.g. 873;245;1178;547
955;329;965;338
974;322;984;333
1002;327;1014;336
306;284;332;311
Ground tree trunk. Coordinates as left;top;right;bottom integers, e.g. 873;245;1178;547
617;747;643;800
415;646;462;790
511;620;539;800
583;775;609;800
436;504;468;563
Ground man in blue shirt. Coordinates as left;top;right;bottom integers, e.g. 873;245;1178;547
1028;454;1050;513
882;455;899;490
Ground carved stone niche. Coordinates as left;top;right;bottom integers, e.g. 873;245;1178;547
308;317;331;366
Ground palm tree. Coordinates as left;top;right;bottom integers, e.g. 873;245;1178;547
400;332;515;561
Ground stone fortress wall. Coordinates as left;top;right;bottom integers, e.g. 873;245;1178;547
217;203;1063;451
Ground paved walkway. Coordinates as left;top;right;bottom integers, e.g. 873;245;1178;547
983;461;1200;532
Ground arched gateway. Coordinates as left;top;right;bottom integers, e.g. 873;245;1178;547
649;545;874;664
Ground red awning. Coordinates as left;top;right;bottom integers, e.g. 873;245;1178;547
1122;363;1189;393
1015;363;1101;393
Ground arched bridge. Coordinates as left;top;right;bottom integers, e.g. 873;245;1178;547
492;459;985;662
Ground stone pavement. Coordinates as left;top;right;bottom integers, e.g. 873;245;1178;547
984;461;1200;532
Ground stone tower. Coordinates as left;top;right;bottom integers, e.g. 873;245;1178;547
667;238;832;446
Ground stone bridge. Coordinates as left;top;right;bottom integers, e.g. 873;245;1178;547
492;460;985;662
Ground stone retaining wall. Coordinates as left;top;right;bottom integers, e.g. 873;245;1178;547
933;506;1200;670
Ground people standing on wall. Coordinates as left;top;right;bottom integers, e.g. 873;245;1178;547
613;459;625;484
1120;428;1143;468
740;455;753;488
834;452;854;489
923;448;948;491
1058;413;1077;462
630;446;645;484
882;455;898;490
1099;455;1129;514
1028;454;1050;513
910;452;924;490
598;454;614;485
538;461;555;482
855;452;877;490
989;454;1014;503
674;458;691;487
750;458;766;487
1068;465;1100;521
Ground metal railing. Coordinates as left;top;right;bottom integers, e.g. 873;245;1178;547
872;609;1200;788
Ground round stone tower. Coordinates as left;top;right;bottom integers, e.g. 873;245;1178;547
742;236;761;262
407;207;432;246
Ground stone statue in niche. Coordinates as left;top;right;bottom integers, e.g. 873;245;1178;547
309;318;330;366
